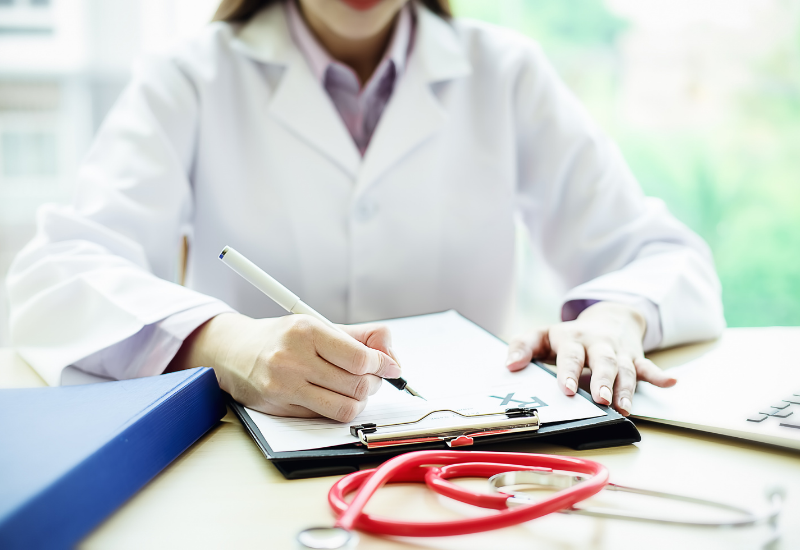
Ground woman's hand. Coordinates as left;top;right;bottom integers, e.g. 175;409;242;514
168;313;401;422
504;302;676;416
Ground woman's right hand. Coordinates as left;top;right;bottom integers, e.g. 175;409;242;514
167;313;401;422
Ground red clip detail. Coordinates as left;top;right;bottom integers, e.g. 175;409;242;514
447;436;474;447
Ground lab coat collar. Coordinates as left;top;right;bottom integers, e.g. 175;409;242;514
412;3;471;84
231;1;471;186
357;5;471;192
233;3;362;176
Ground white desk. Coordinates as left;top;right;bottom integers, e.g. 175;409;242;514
2;332;799;549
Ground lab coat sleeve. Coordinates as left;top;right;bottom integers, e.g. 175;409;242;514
512;44;725;350
70;302;232;381
6;55;232;386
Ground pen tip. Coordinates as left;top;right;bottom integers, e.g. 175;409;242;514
405;385;426;400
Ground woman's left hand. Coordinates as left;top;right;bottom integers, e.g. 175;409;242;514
504;301;677;416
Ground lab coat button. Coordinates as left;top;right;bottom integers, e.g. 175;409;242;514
355;200;379;222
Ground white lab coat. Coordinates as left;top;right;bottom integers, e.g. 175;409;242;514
6;2;725;387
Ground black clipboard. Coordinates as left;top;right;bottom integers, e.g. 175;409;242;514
229;312;641;479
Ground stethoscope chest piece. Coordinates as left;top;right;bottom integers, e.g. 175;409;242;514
297;526;357;549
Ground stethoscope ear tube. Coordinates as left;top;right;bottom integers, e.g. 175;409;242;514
489;470;785;528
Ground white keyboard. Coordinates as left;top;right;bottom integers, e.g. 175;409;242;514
632;328;800;452
748;394;800;429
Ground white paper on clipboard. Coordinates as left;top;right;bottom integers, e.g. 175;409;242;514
244;310;605;453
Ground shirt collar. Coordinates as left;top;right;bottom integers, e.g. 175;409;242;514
286;0;413;87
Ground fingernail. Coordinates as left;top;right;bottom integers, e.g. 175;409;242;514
384;361;401;379
388;347;402;366
506;351;523;366
599;386;612;404
620;397;632;414
565;378;578;394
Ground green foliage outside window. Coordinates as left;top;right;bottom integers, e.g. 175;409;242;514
452;0;800;327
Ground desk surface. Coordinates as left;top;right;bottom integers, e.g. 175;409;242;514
2;332;799;550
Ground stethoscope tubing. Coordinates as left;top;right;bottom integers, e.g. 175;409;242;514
329;450;609;537
563;484;778;527
487;470;785;528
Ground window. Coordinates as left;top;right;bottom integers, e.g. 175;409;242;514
452;0;800;327
0;0;53;35
1;131;57;177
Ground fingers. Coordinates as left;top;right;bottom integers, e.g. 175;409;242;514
341;322;405;374
634;357;677;388
253;356;376;422
293;383;368;422
586;343;618;406
250;349;379;422
554;341;585;396
612;355;637;416
304;357;383;401
340;323;393;356
300;318;401;379
254;401;323;419
505;328;551;372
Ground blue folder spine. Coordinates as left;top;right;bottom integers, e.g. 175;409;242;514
1;368;226;550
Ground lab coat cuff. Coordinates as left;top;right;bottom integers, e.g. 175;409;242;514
68;301;235;383
561;293;663;352
135;301;236;378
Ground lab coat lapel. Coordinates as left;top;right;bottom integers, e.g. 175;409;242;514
268;52;361;177
356;6;471;194
231;4;361;178
357;58;444;194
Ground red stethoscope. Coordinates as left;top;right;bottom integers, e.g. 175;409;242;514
297;449;784;549
297;450;609;549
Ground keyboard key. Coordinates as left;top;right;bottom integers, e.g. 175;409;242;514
747;414;769;423
760;409;779;416
773;410;793;419
783;398;800;405
780;422;800;429
771;402;790;410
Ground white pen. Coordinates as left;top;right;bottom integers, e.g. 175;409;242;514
218;246;423;399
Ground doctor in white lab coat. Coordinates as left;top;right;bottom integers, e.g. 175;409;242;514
6;0;724;422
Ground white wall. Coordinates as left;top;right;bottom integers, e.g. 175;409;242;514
0;0;218;345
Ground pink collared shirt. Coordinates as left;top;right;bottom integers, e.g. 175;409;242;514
286;0;413;155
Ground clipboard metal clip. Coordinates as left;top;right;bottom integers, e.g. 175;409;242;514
350;407;540;450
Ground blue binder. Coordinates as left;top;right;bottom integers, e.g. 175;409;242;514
0;367;226;550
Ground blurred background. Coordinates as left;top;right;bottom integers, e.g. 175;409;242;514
1;0;798;345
